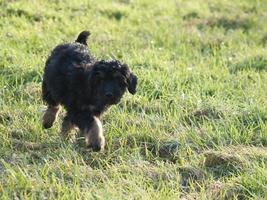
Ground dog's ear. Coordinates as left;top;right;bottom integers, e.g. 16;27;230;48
127;72;137;95
121;63;138;95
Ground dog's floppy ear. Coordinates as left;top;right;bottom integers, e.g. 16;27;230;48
121;63;138;95
127;72;137;95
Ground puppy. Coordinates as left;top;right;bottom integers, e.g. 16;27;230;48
42;31;137;151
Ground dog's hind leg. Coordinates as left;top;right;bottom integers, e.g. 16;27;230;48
43;105;60;129
60;116;76;142
42;81;60;129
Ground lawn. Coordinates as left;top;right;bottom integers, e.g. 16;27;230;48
0;0;267;199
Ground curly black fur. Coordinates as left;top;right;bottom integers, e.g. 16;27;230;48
42;31;137;151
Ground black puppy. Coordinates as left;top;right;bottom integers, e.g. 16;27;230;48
42;31;137;151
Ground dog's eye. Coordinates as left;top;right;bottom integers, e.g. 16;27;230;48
94;71;104;78
94;71;101;76
95;77;103;83
92;72;104;84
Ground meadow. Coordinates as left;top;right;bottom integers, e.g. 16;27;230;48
0;0;267;199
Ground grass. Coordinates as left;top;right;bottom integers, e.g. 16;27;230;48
0;0;267;199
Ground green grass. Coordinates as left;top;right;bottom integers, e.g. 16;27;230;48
0;0;267;199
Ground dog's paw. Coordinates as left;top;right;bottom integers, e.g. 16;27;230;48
86;136;105;152
43;121;53;129
89;143;102;152
43;113;56;129
42;106;59;129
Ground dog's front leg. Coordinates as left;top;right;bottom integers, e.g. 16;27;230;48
69;111;105;151
83;116;105;151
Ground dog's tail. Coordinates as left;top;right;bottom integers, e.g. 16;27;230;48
75;31;91;45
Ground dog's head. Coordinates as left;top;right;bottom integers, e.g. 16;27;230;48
88;60;137;107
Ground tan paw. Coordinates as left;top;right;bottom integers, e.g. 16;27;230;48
42;106;59;129
86;135;105;151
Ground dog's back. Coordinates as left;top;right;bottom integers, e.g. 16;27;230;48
43;31;95;105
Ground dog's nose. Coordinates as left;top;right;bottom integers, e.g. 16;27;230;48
105;92;114;98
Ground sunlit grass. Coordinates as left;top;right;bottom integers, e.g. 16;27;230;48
0;0;266;199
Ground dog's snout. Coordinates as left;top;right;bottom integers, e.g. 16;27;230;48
105;92;114;98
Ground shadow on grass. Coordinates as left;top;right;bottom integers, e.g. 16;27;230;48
233;109;267;146
235;109;267;129
0;111;12;125
116;0;132;4
186;15;255;32
183;107;224;126
261;34;267;46
183;12;200;20
179;166;206;189
203;151;247;182
5;8;43;22
98;134;180;164
207;181;248;200
199;16;255;32
229;55;267;73
1;7;60;23
99;8;128;21
200;37;226;56
8;132;181;170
